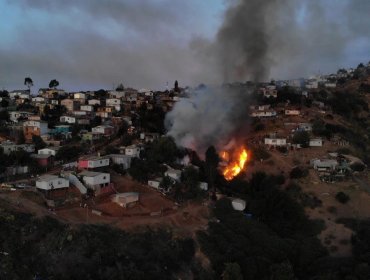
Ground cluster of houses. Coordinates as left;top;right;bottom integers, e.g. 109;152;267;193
3;87;180;146
257;64;369;95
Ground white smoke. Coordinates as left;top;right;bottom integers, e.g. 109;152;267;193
165;86;252;155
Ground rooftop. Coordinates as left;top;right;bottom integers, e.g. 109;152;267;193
79;171;109;177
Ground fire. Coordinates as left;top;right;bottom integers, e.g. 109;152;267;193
221;147;248;181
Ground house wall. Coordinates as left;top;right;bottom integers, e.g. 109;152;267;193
87;158;110;168
82;173;110;186
148;180;160;189
264;138;287;146
36;178;69;190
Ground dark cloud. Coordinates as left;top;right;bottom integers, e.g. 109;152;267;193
1;0;370;92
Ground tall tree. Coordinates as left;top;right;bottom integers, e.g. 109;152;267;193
49;79;59;89
205;146;219;194
24;77;33;90
174;80;179;92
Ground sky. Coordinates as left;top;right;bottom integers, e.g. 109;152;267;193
0;0;369;92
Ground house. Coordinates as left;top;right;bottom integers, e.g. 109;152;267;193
250;110;277;118
140;132;160;143
80;105;94;112
285;110;300;116
249;105;271;111
124;145;141;158
36;175;69;191
298;123;312;132
51;125;71;135
112;192;139;208
9;111;32;123
31;154;53;167
106;98;121;106
38;147;59;156
88;99;101;106
312;159;338;171
259;87;277;98
78;156;110;169
9;90;30;100
109;91;126;99
72;110;87;117
78;171;110;191
73;92;86;100
92;125;115;136
109;154;132;169
0;141;35;155
199;182;208;191
264;137;287;146
148;178;162;189
324;82;336;88
231;198;246;211
60;115;76;124
309;138;323;147
165;168;182;182
61;99;79;112
95;111;112;119
81;132;102;142
23;120;49;142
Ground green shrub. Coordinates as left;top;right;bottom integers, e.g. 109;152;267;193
335;192;350;204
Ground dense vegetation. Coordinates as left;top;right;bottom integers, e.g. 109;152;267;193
198;173;370;279
0;202;195;280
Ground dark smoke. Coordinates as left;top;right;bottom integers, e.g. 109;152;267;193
167;0;370;154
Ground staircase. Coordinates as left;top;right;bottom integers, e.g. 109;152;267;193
62;172;87;194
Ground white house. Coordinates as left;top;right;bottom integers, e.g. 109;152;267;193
312;159;338;171
73;92;86;100
88;99;101;106
109;154;132;169
148;178;162;189
285;110;300;116
36;175;69;191
92;125;114;136
309;138;323;147
112;192;139;208
264;138;287;146
80;105;94;112
124;145;141;158
60;115;76;124
38;147;59;156
165;168;182;182
79;171;110;191
250;110;277;118
199;182;208;191
232;199;246;211
0;141;35;155
78;156;110;169
9;111;32;123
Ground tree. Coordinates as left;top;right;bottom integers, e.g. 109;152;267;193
0;99;9;108
205;146;219;193
49;79;59;89
32;135;46;151
174;80;179;92
335;192;350;204
24;77;33;90
0;110;9;123
159;176;173;191
222;263;243;280
292;131;310;148
115;83;124;91
55;146;82;161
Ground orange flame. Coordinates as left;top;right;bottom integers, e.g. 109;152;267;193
221;148;248;181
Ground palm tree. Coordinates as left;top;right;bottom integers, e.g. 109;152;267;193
49;79;59;89
24;77;33;90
